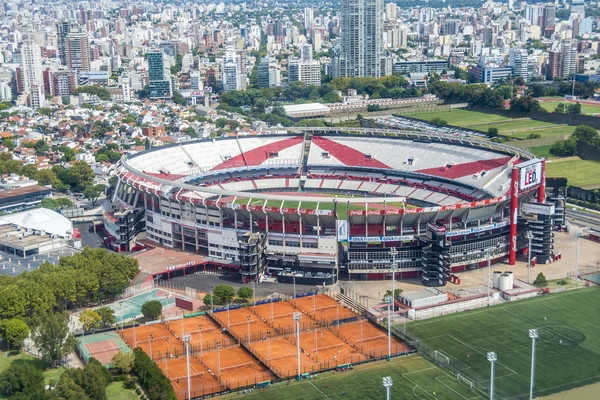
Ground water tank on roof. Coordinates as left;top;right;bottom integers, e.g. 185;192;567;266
493;271;502;289
498;273;511;291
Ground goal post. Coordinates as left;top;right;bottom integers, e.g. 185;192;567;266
434;350;450;366
456;373;474;390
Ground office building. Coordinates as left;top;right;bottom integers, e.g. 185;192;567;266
66;32;91;72
56;20;70;66
337;0;384;78
147;49;172;99
258;57;281;88
394;60;448;75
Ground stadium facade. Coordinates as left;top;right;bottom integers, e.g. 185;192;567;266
107;129;551;287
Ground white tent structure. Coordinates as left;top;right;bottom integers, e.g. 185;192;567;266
0;208;73;238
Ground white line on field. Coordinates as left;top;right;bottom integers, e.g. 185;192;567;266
435;376;468;400
308;380;332;400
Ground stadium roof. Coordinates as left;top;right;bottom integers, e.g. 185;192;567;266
283;103;330;118
0;208;73;237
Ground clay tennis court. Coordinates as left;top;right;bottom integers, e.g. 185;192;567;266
159;354;224;399
337;319;410;358
121;324;184;361
254;301;317;334
295;294;358;325
84;339;123;366
166;315;234;353
298;326;366;367
212;309;273;343
200;346;274;390
249;336;321;378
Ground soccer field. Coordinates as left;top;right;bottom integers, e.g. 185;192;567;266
545;158;600;189
222;354;486;400
401;288;600;399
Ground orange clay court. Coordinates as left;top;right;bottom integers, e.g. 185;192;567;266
121;324;184;361
298;327;367;366
254;301;317;333
295;294;358;324
159;355;224;399
166;315;234;352
337;319;410;358
200;346;274;389
84;339;123;366
249;336;321;378
212;309;273;343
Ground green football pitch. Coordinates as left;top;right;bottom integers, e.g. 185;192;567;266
401;287;600;399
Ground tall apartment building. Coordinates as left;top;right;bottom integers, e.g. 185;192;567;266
547;51;560;80
299;43;313;62
147;49;172;99
257;57;281;88
509;48;528;80
559;40;577;79
66;32;91;72
289;57;321;87
222;47;242;92
304;8;314;31
542;5;556;36
56;20;70;66
20;42;42;93
337;0;384;78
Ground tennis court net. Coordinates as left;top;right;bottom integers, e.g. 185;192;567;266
221;362;253;372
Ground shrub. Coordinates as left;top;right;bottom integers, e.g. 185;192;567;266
132;348;176;400
533;272;548;287
135;388;141;395
141;300;163;320
488;127;499;137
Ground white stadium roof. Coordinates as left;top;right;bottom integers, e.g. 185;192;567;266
0;208;73;237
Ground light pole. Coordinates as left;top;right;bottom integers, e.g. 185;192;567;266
165;350;169;377
227;300;231;330
390;248;397;322
210;286;214;313
246;315;251;345
385;295;392;361
360;317;363;353
198;324;203;359
183;335;191;400
383;376;393;400
149;334;153;360
487;248;492;304
314;328;318;362
267;331;271;363
294;312;302;381
216;341;221;378
270;298;274;321
529;329;538;400
575;232;582;287
293;275;297;307
526;231;534;284
487;351;497;400
133;320;137;347
252;281;256;312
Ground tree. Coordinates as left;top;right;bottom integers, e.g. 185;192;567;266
79;309;102;331
488;127;499;137
550;138;577;157
32;311;77;367
57;146;76;162
96;306;115;327
34;140;49;155
144;137;150;150
68;358;109;400
203;293;214;307
215;118;228;129
533;272;547;287
527;133;542;139
37;107;54;117
65;162;94;191
569;102;582;115
0;363;45;399
237;286;253;300
111;351;135;374
213;284;235;302
141;300;162;320
83;184;106;206
430;117;447;127
0;318;29;349
46;375;88;400
509;96;542;113
3;137;14;150
382;288;403;301
572;125;599;144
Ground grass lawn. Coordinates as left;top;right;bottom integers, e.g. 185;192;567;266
0;350;65;386
538;100;600;115
400;288;600;399
411;109;510;126
222;355;485;400
518;125;577;139
528;145;554;159
106;381;139;400
545;158;600;188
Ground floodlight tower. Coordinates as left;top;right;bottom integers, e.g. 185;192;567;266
385;295;392;361
183;335;191;400
529;329;538;400
487;351;498;400
383;376;393;400
294;312;302;381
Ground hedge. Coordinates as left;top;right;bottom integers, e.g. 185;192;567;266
132;348;177;400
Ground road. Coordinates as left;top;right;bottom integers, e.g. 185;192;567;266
565;207;600;230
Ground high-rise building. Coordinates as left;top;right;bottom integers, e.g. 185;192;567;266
509;48;528;80
559;40;577;79
21;42;42;93
56;20;70;66
147;49;172;99
66;32;91;72
28;83;44;109
289;57;321;87
547;50;560;80
222;46;241;92
257;57;281;88
542;5;556;35
385;3;396;20
337;0;384;78
300;43;313;62
304;8;314;31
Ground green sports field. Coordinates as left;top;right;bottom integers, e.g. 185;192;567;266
411;109;510;126
401;288;600;399
545;158;600;188
538;98;600;115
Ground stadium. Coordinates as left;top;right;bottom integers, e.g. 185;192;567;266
108;128;553;287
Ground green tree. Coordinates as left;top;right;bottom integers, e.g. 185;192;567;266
172;90;186;106
215;118;228;129
237;286;253;300
65;162;94;191
141;300;162;320
96;306;115;327
533;272;548;287
213;284;235;302
73;86;111;101
3;137;14;150
144;137;150;150
0;363;45;399
46;375;88;400
79;309;102;331
34;140;49;154
488;127;499;137
37;107;54;117
0;284;27;319
203;293;215;307
550;138;577;157
32;311;77;367
0;318;29;349
430;117;447;127
83;184;106;206
568;102;582;115
572;125;599;144
527;133;542;139
111;351;135;374
68;358;109;400
57;146;76;162
382;288;403;301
